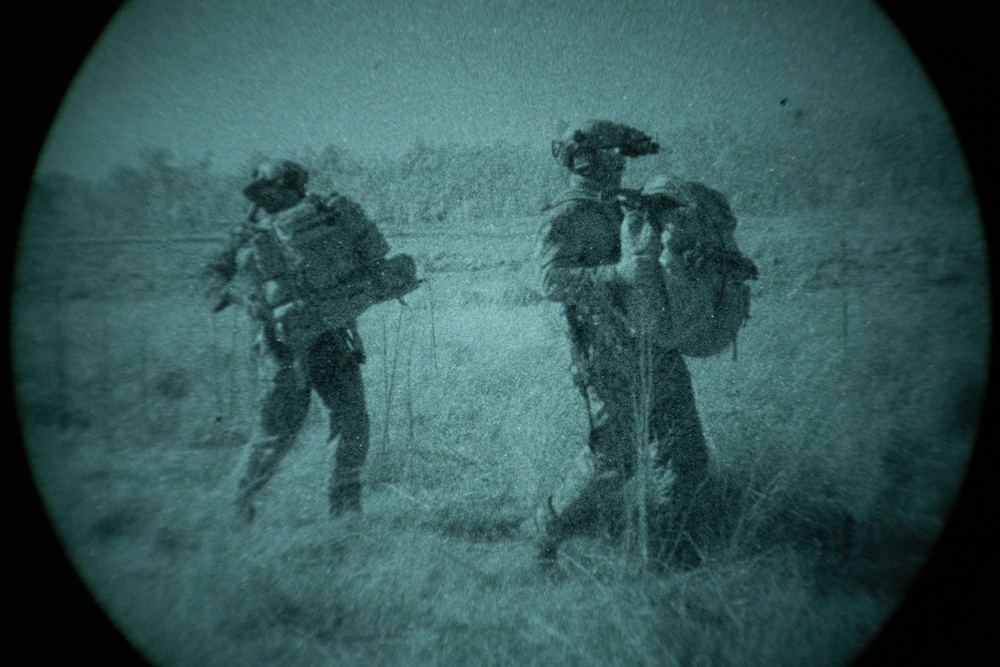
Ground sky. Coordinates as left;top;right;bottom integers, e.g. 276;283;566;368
36;0;940;178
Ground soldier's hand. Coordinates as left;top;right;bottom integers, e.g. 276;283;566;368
616;253;662;289
616;210;662;288
619;209;662;258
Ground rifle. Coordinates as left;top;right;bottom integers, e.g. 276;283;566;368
207;205;261;313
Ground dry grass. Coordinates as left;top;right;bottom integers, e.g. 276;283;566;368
12;199;989;666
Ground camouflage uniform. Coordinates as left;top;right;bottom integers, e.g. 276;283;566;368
536;141;713;565
208;161;389;521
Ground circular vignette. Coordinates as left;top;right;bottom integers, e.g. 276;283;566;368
9;2;995;666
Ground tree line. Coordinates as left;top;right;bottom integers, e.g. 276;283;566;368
23;108;971;241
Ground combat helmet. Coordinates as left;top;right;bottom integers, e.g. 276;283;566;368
551;120;660;170
242;159;309;202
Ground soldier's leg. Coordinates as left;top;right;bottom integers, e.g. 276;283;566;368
648;349;713;562
308;330;370;516
652;351;712;501
235;343;311;522
537;376;636;560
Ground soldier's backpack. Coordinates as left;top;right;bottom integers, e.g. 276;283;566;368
251;193;419;353
650;179;758;358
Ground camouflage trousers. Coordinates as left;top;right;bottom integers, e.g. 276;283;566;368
544;347;713;561
237;324;369;516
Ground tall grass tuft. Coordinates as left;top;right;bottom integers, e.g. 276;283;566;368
626;333;654;566
12;126;986;665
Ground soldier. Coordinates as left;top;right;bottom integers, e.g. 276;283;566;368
206;159;417;523
534;121;714;569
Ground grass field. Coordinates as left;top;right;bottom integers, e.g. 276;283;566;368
11;200;990;666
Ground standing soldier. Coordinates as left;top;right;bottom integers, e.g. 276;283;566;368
206;159;418;523
533;121;715;569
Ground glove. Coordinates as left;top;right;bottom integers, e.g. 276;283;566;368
615;210;663;288
616;210;668;337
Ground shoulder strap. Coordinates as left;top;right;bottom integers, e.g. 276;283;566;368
543;188;605;212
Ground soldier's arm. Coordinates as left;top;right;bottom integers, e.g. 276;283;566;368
536;209;619;306
203;216;256;311
206;218;254;283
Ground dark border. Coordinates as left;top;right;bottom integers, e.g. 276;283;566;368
857;4;995;663
7;3;148;663
7;2;995;665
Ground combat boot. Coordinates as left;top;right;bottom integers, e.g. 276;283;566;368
531;447;624;571
234;433;297;525
234;490;257;525
329;468;363;517
532;503;566;577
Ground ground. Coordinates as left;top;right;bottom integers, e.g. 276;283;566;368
10;201;990;666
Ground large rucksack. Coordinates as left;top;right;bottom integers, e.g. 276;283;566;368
653;180;758;358
250;193;419;353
